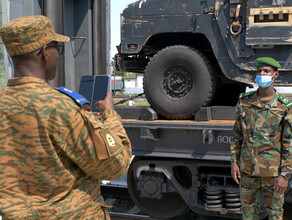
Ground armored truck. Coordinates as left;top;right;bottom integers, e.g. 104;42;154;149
115;0;292;119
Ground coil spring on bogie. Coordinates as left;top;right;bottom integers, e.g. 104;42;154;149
204;189;224;209
225;190;241;212
203;188;241;212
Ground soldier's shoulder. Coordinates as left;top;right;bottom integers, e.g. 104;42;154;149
238;91;255;99
278;95;292;109
56;86;90;107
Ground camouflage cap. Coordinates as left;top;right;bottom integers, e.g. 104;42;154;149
0;15;70;56
256;57;281;69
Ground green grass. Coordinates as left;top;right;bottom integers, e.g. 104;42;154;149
113;92;144;97
114;97;149;106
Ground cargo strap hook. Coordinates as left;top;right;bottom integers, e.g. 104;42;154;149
230;4;242;37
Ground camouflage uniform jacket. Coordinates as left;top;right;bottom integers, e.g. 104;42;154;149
230;91;292;177
0;77;132;219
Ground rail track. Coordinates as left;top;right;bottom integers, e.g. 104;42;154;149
101;182;231;220
102;184;159;220
109;212;158;220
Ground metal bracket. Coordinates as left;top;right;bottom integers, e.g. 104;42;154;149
69;36;87;57
140;127;158;141
202;129;213;144
230;4;242;37
70;36;87;40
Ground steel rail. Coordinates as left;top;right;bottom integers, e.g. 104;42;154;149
109;212;159;220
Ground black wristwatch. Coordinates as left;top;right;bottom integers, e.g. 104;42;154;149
280;172;291;180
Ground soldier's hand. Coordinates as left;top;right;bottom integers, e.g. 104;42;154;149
231;162;241;184
95;92;115;112
274;176;289;194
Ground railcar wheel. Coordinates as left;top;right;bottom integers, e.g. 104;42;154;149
127;157;189;219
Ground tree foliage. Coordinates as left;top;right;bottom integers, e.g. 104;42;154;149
111;60;137;77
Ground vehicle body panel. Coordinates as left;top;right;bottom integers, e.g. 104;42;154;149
116;0;292;86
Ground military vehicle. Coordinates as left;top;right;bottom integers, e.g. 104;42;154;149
115;0;292;119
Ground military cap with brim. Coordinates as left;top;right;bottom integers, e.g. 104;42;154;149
256;57;281;69
0;15;70;56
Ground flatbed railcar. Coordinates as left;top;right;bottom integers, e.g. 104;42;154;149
118;107;292;219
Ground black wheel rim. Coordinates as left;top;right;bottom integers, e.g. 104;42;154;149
162;66;193;100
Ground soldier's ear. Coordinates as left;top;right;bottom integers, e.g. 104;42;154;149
273;70;279;79
42;46;49;62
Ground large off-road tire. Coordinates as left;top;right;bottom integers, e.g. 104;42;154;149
144;45;216;119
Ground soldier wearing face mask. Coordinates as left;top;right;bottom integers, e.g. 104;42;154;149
230;57;292;219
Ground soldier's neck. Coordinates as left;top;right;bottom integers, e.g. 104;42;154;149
14;63;45;80
258;87;276;98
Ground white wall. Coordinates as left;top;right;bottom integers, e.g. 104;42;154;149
137;74;143;88
123;75;144;94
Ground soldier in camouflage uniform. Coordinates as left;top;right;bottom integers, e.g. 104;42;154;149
230;57;292;220
0;15;132;219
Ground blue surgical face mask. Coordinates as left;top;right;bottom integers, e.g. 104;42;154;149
255;72;276;88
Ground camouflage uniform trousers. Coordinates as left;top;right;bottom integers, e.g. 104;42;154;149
240;174;284;220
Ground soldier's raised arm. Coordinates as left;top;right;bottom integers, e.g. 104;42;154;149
58;91;132;180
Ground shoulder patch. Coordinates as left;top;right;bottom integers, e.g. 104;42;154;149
239;91;256;99
100;126;123;157
57;86;90;106
278;95;292;109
